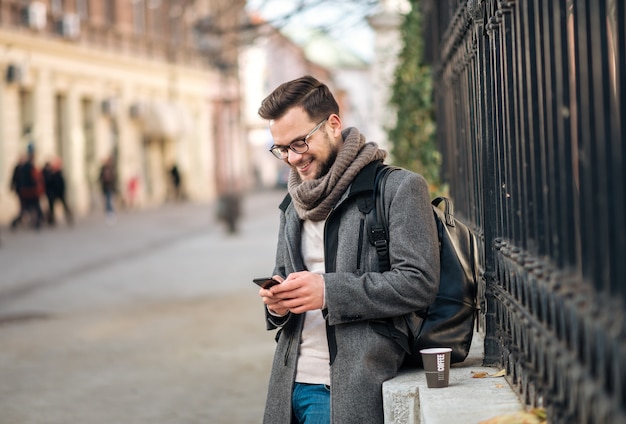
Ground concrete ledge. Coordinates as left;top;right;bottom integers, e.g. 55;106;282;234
383;332;524;424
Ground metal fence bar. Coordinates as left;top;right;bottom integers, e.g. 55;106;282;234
423;0;626;421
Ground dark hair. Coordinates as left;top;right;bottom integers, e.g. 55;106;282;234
258;75;339;122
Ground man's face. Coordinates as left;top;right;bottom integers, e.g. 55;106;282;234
269;107;341;181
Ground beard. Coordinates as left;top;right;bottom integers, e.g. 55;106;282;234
316;148;338;179
313;133;339;180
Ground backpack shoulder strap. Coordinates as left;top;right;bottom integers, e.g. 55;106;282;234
367;166;398;272
355;160;387;215
432;196;455;227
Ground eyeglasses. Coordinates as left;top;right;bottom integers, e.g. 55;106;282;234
269;118;327;159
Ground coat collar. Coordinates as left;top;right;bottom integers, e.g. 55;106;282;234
347;160;384;198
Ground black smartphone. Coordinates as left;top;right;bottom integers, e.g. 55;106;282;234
253;277;281;289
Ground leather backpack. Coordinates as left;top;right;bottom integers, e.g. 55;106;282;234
366;166;480;366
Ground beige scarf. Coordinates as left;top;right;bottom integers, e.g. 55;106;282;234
288;127;387;221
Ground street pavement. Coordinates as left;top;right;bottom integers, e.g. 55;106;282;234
0;188;288;424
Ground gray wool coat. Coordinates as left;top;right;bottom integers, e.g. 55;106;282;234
262;161;440;424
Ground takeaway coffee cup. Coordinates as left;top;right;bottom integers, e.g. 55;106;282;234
419;347;452;388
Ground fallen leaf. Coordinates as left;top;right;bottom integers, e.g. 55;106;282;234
491;369;507;377
479;408;548;424
530;408;547;420
471;369;506;378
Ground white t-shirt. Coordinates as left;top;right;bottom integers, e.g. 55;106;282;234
294;219;331;385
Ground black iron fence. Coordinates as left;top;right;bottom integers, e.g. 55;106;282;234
422;0;625;422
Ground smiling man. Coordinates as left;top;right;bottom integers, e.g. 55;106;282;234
256;75;440;424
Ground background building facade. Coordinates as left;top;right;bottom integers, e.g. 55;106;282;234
0;0;247;223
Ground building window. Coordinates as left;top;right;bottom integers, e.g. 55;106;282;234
104;1;115;24
169;4;183;45
148;0;163;36
77;0;89;20
55;94;67;159
19;89;34;145
51;0;64;16
132;0;146;34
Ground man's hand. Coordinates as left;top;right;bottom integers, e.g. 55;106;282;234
259;275;289;316
259;271;325;315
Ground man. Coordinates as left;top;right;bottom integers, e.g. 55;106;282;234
257;75;440;424
169;164;182;200
99;156;117;223
11;144;44;230
42;157;73;226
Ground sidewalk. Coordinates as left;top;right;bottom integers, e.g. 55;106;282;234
383;332;524;424
0;189;287;424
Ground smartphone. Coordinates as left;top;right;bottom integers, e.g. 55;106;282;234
253;277;281;289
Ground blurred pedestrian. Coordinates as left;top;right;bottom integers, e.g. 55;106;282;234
11;144;44;230
169;164;182;201
42;157;73;226
126;174;139;209
216;190;241;234
99;156;117;224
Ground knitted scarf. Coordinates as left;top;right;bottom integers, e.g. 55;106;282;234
288;127;387;221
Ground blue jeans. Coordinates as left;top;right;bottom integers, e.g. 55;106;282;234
104;191;114;213
292;383;330;424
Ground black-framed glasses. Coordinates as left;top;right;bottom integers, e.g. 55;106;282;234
269;118;328;159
